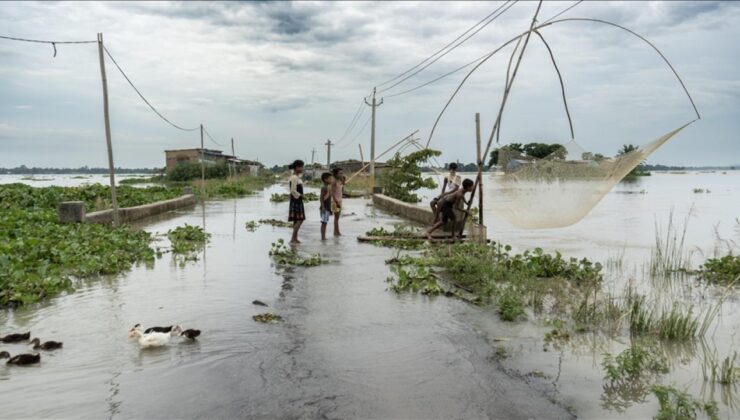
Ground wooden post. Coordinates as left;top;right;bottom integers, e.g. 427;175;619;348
97;33;120;227
230;137;235;178
358;144;365;167
200;124;205;191
459;113;483;237
476;113;483;225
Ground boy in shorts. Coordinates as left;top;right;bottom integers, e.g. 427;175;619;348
331;167;344;236
425;178;474;241
319;172;334;240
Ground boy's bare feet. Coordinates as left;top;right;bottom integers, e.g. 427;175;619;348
425;231;433;241
290;239;301;244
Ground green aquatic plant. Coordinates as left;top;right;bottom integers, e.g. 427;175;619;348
602;346;669;383
379;148;441;203
268;239;321;267
495;285;526;321
252;313;283;324
651;385;719;420
0;209;154;307
259;219;293;228
387;265;442;296
245;221;259;231
699;255;740;286
703;351;740;385
167;224;210;260
269;192;318;203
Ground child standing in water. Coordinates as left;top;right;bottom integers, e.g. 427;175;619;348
319;172;334;241
426;178;474;241
331;167;344;237
288;160;305;244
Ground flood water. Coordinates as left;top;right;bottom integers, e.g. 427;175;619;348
1;171;738;419
0;182;569;419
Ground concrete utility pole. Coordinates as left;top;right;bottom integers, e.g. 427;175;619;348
325;139;334;168
311;148;316;165
96;32;120;227
364;87;383;187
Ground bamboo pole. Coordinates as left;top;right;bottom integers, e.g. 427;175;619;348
459;113;482;236
96;33;120;227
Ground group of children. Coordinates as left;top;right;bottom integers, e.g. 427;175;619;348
287;159;345;244
286;159;475;244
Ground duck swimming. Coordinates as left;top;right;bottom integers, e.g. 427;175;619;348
1;331;30;343
179;329;201;340
128;324;182;348
144;325;174;334
7;353;40;365
30;338;63;350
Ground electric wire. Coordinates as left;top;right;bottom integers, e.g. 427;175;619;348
335;98;367;145
375;1;512;89
0;34;97;57
383;0;583;99
103;46;200;132
203;126;226;147
338;114;372;148
377;0;516;94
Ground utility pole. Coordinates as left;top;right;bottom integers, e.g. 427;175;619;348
96;33;120;227
364;87;383;187
200;124;205;188
230;137;235;178
311;148;316;165
325;139;334;168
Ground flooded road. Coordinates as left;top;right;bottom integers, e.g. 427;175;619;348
0;184;570;419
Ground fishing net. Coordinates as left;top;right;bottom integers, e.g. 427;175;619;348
489;122;693;229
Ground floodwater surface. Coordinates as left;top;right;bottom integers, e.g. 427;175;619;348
0;184;570;419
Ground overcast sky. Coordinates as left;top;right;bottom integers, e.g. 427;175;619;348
1;1;738;168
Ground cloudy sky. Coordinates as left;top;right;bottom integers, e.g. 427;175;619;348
1;1;738;168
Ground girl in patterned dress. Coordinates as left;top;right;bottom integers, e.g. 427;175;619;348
288;160;305;244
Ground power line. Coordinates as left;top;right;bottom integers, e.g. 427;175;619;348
383;0;583;99
0;34;97;57
375;1;512;89
103;46;200;132
202;126;226;147
335;98;367;145
338;114;371;148
377;0;517;94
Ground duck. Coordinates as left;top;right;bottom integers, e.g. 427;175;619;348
144;325;174;334
1;331;30;343
30;338;63;350
179;329;201;340
6;353;41;365
128;324;182;348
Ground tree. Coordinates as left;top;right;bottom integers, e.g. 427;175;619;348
380;148;441;203
489;142;565;166
617;144;649;177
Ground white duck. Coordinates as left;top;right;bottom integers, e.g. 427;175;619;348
128;324;182;348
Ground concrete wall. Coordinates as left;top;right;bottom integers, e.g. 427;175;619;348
372;194;464;232
85;194;197;225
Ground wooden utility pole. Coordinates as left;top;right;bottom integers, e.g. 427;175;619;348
358;144;365;167
96;33;120;227
364;87;383;187
200;124;205;188
476;113;483;225
311;148;316;165
325;139;334;168
230;137;235;178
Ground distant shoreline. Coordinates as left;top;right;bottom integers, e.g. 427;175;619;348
1;167;161;175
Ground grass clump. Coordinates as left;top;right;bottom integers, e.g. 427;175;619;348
366;225;426;250
698;255;740;286
703;351;740;385
626;292;701;341
167;224;210;261
602;346;669;384
651;385;718;420
269;239;321;267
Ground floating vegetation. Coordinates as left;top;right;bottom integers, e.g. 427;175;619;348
0;209;154;307
268;239;321;267
651;385;719;420
167;225;210;261
365;225;426;250
386;265;442;296
245;221;259;231
259;219;292;228
602;346;669;384
698;255;740;286
693;188;711;193
252;313;283;324
269;192;318;203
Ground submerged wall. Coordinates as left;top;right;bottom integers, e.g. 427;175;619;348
85;194;197;225
372;193;465;232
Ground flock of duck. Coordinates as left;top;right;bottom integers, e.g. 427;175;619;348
0;331;62;365
1;323;201;365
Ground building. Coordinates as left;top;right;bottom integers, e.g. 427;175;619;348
165;148;262;175
330;159;389;175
